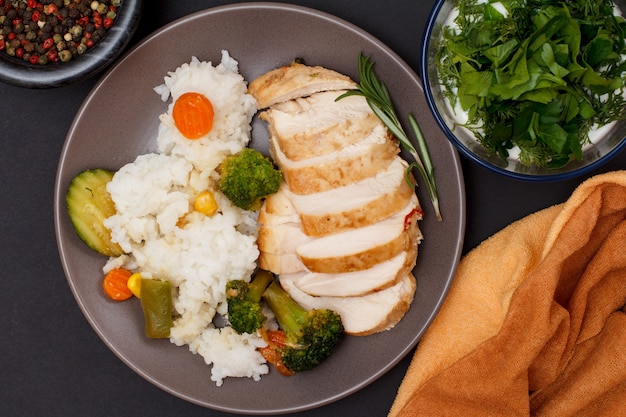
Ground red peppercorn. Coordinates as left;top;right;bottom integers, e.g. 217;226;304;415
103;17;113;29
32;11;40;22
12;18;22;27
16;47;24;59
7;32;16;41
0;39;5;50
29;54;39;64
27;0;38;9
92;13;102;28
85;38;94;48
43;37;53;49
47;49;58;62
45;4;58;15
77;16;88;26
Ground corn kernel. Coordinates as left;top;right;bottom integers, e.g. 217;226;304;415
194;190;218;216
127;273;142;298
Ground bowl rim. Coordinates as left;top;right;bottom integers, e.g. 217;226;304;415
420;0;626;182
0;0;143;88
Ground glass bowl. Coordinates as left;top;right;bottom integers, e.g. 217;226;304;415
421;0;626;181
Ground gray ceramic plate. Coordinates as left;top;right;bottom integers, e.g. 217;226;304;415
54;3;465;415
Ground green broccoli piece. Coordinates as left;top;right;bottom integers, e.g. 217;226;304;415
218;148;282;210
226;269;274;334
262;281;344;373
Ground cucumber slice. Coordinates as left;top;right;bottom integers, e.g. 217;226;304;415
66;169;124;257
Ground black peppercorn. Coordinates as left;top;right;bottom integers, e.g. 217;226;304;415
13;22;24;34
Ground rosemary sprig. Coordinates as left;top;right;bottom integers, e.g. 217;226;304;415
337;53;442;221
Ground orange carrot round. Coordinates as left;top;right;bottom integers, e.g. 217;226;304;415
172;92;214;139
102;268;133;301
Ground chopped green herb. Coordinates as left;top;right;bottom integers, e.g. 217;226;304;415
437;0;626;168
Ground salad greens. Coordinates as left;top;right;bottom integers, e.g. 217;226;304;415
437;0;626;168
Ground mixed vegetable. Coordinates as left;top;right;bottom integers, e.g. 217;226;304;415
226;269;274;335
172;92;215;139
436;0;626;168
226;270;345;376
66;153;281;337
261;280;344;374
218;148;282;211
66;169;123;257
66;84;345;375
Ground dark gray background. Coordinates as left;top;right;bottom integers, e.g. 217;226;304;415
2;1;624;416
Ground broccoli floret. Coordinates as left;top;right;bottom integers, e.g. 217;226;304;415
226;269;274;334
218;148;282;210
262;281;344;373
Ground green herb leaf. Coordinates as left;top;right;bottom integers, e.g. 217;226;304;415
338;53;442;221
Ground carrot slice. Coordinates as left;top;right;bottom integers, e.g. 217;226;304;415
102;268;133;301
172;92;214;139
259;330;295;376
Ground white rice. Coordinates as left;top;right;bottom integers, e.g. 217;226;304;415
103;52;270;386
155;51;258;173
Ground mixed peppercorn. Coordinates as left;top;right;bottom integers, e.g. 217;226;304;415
0;0;122;65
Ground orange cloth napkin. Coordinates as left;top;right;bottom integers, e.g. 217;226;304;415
389;171;626;417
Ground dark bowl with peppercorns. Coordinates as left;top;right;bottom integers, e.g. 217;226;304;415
0;0;142;88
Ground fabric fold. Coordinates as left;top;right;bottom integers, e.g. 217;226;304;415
389;171;626;417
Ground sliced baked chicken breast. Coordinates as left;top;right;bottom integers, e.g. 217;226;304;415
284;242;417;297
248;62;356;109
260;91;380;160
279;272;417;336
258;252;306;276
286;156;415;236
295;197;421;273
269;123;399;195
250;61;424;336
258;194;422;274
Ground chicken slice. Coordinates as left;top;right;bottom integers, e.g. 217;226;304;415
258;188;309;274
269;123;399;194
295;196;422;273
258;184;298;221
258;252;306;275
286;246;416;297
248;62;356;109
287;156;415;236
257;220;310;256
279;272;417;336
260;91;381;160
